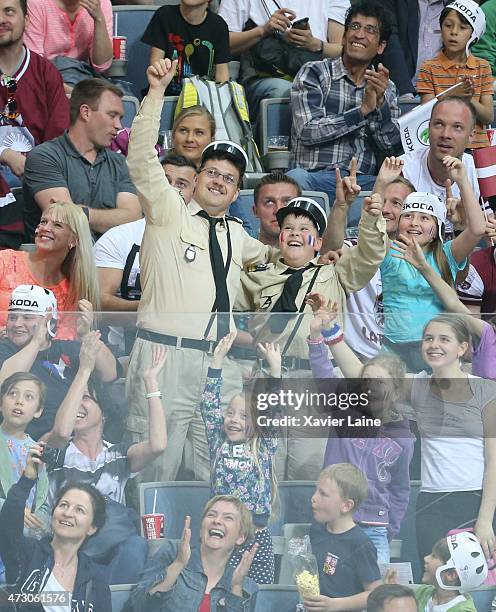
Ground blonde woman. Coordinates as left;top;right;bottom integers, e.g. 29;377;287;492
171;106;216;167
0;201;99;339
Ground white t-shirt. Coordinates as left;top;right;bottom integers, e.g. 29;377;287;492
401;147;481;202
412;372;496;492
42;572;71;612
218;0;350;41
344;239;383;358
94;217;145;300
422;595;468;612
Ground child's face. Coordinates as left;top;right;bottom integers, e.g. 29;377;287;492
1;380;42;431
361;364;396;411
398;211;438;246
311;476;351;526
422;321;468;369
441;10;473;55
223;395;249;442
422;551;444;585
279;214;322;267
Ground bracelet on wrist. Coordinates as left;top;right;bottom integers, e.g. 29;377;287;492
321;324;340;339
325;334;344;346
307;335;324;345
145;391;162;399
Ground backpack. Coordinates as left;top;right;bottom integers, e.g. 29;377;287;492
175;76;264;173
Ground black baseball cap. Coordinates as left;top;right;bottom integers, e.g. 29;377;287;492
276;197;327;236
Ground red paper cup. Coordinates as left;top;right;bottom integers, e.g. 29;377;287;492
112;36;127;61
142;513;164;539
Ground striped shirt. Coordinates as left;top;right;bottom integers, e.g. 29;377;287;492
290;57;402;172
24;0;113;72
417;50;494;148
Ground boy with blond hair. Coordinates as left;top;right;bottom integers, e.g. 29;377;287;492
305;463;382;611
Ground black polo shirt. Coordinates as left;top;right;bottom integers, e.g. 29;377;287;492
22;132;137;240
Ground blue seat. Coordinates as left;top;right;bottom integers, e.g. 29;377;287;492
259;98;291;171
139;481;210;542
398;100;421;115
112;6;157;98
255;585;300;611
270;482;315;535
121;95;139;128
110;584;134;612
470;585;496;611
160;96;179;132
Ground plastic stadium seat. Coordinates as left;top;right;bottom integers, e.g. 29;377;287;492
110;584;134;612
112;7;157;98
259;98;291;171
304;190;330;215
139;481;210;542
470;585;496;611
255;585;300;611
160;96;179;132
121;95;140;128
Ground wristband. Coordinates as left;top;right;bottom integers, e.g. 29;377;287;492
321;324;341;339
325;334;344;346
145;391;162;399
307;335;324;345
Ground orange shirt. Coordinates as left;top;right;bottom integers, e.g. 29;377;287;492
417;50;494;148
0;250;77;339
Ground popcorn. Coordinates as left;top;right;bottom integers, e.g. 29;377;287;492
295;570;320;598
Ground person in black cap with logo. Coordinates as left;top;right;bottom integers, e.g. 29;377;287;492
125;59;279;482
235;192;387;480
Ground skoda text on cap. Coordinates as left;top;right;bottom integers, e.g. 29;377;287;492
276;197;327;236
435;532;488;593
401;192;446;240
445;0;486;54
9;285;58;337
201;140;249;170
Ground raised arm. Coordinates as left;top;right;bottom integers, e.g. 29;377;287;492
76;300;118;382
127;344;168;472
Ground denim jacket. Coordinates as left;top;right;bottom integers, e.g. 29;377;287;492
128;539;258;611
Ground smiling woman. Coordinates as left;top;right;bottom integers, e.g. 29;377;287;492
0;201;99;340
171;106;216;167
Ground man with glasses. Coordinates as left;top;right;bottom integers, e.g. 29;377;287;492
125;59;277;482
287;0;402;226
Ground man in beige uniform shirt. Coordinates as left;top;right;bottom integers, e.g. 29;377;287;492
236;195;387;479
126;59;275;481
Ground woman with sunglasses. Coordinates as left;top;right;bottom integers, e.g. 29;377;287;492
0;200;99;340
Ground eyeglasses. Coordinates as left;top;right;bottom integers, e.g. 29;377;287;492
348;22;380;36
0;76;18;120
200;167;237;186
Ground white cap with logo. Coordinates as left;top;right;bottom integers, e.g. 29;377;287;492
445;0;486;55
9;285;58;337
401;192;446;240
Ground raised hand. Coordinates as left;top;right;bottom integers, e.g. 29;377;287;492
390;234;428;271
364;63;389;106
143;344;168;386
445;179;466;229
377;156;404;186
361;81;378;117
147;59;179;92
309;307;332;340
231;543;259;593
257;342;281;376
306;293;338;320
31;314;51;350
317;249;342;265
443;155;468;186
211;331;237;369
363;192;384;216
176;516;192;568
334;159;361;208
79;330;102;373
263;7;295;36
24;507;44;530
24;443;45;480
76;299;94;338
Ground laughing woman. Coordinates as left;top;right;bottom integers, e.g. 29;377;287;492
0;444;111;611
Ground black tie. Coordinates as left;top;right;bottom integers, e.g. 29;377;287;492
197;210;231;340
269;265;312;334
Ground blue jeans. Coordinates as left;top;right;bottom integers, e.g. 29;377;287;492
286;168;377;227
244;76;292;134
107;535;148;585
360;525;390;564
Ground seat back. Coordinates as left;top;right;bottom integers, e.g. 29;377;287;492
121;95;140;128
112;7;157;98
139;481;210;542
110;584;134;612
255;584;300;611
260;98;291;158
160;96;179;132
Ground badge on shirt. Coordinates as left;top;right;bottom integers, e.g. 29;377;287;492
323;552;339;575
246;263;268;273
185;245;196;262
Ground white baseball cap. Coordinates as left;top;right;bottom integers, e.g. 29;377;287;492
401;192;446;240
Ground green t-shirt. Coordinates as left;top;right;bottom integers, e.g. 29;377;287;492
415;585;477;611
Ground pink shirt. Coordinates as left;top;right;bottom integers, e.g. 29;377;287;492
24;0;113;72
